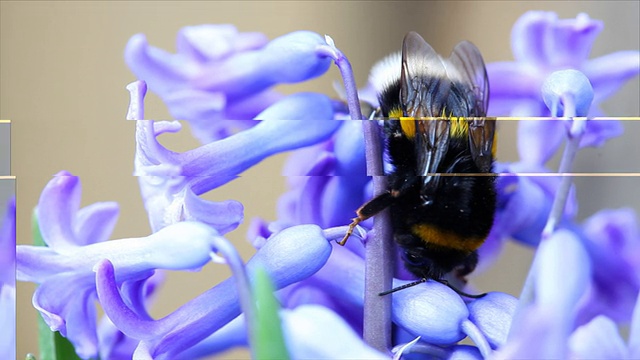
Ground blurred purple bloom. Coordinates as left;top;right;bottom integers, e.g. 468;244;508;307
488;162;578;247
126;25;332;143
569;291;640;359
16;172;222;359
488;11;637;167
576;208;640;325
495;229;591;359
0;196;16;360
488;11;639;117
498;207;640;358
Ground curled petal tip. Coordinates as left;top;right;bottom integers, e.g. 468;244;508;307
126;80;148;120
324;34;336;48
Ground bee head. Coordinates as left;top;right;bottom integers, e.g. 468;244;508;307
401;246;441;280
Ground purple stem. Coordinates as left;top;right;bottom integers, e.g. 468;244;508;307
317;36;393;353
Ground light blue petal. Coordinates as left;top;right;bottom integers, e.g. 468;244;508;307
467;292;517;348
193;31;332;96
281;305;388;359
583;50;640;103
183;93;340;193
568;316;627;359
98;225;332;359
542;70;594;117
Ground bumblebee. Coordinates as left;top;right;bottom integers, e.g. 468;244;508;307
342;32;496;295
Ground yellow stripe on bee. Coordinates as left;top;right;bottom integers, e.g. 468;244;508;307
399;117;416;139
411;223;485;252
492;131;498;158
450;117;469;138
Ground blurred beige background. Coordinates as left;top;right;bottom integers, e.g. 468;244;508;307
2;1;638;359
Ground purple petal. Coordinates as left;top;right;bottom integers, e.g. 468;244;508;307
194;31;332;96
391;280;468;344
0;196;16;360
467;292;517;349
174;315;247;358
506;229;591;358
494;163;578;246
95;260;161;339
125;34;196;95
33;273;98;357
175;90;281;143
254;92;335;121
546;13;603;68
568;316;627;359
126;80;147;120
511;11;559;66
281;305;388;359
98;225;333;359
535;229;591;312
312;244;471;345
577;208;640;324
176;25;268;62
36;171;82;251
494;305;562;359
486;62;541;100
583;50;640;103
74;202;119;246
517;119;565;165
182;188;243;234
629;291;640;357
0;196;16;285
183;94;340;193
579;119;623;148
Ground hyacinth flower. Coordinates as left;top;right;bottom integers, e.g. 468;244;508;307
126;25;334;143
126;79;518;358
1;196;16;360
16;173;231;359
495;67;640;357
129;80;342;233
487;11;639;166
20;11;640;360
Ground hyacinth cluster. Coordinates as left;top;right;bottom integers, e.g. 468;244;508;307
12;11;640;360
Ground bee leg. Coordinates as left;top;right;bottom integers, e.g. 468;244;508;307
338;191;396;246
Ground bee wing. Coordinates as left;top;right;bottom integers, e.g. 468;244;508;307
446;41;489;116
447;41;495;171
415;119;451;193
400;31;451;117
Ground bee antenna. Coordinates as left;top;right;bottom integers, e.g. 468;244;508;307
378;278;487;298
378;278;427;296
436;279;487;299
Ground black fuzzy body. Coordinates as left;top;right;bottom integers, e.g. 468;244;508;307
379;81;496;281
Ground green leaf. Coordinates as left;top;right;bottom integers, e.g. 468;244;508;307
251;267;290;360
32;211;84;360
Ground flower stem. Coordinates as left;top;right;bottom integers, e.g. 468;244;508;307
208;236;256;358
318;36;393;353
509;115;586;340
